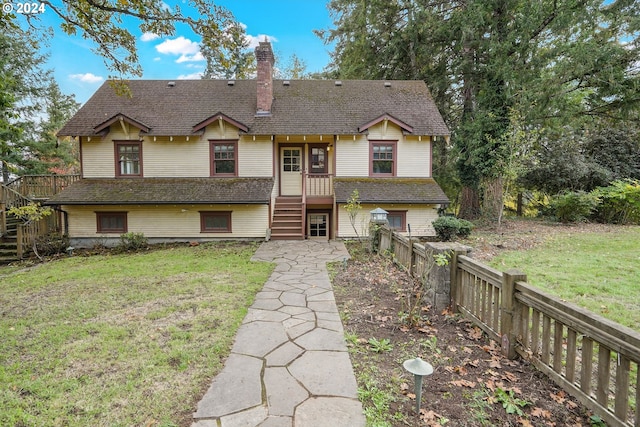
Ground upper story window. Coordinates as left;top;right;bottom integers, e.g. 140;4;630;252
309;146;327;174
210;140;237;176
370;141;396;176
115;141;142;177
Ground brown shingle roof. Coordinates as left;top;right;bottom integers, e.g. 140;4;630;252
45;178;274;205
334;178;449;204
58;80;449;137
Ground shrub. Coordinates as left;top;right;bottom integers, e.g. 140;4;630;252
35;232;70;257
548;191;600;223
117;232;148;252
432;216;474;241
592;179;640;224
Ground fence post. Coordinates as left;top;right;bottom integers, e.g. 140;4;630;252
449;251;462;313
16;225;23;259
501;269;527;359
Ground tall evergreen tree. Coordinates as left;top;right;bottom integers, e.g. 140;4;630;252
0;23;48;182
202;22;256;79
319;0;640;221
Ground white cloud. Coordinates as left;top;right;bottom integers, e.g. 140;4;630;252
156;36;200;55
177;71;204;80
153;57;161;61
69;73;104;84
141;32;160;42
246;34;278;49
176;52;205;63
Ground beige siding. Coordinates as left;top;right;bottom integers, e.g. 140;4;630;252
64;204;269;243
334;124;432;178
144;136;209;177
82;136;114;178
366;122;404;140
239;136;273;177
398;137;431;178
335;135;369;176
337;203;438;238
82;123;274;178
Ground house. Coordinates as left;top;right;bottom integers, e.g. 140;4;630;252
47;41;449;246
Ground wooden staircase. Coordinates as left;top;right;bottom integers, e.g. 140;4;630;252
270;196;304;240
0;212;19;263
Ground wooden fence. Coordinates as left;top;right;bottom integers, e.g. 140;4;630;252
452;253;639;427
377;225;639;426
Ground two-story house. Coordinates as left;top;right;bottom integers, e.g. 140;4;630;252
47;41;449;246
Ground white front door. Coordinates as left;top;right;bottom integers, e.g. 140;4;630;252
281;147;302;195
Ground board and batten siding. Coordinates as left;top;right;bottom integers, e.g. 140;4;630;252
81;123;273;178
63;204;269;244
337;204;438;238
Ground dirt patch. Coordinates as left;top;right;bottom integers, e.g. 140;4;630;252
332;222;604;426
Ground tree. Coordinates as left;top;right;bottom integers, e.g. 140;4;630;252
4;0;238;82
0;23;49;182
202;21;256;79
21;81;81;175
319;0;640;222
279;54;309;79
0;22;80;181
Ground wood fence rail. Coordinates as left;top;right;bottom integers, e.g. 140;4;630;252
376;225;639;426
451;253;639;427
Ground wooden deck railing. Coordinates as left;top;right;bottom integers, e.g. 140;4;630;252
305;173;333;197
6;174;80;200
451;253;639;427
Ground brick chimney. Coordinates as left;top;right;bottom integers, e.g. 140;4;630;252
255;40;274;115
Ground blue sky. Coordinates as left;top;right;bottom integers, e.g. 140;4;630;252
13;1;335;104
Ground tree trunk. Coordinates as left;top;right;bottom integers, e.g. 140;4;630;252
516;193;523;217
459;186;481;220
482;177;504;225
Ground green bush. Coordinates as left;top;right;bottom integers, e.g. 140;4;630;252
432;216;474;241
117;232;148;252
592;179;640;224
548;191;600;223
35;232;70;256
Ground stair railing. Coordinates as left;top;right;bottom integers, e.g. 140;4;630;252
301;169;307;238
1;183;34;237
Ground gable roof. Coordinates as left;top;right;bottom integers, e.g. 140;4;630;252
58;80;449;137
44;178;274;205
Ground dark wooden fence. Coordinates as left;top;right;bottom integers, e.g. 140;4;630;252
378;226;639;427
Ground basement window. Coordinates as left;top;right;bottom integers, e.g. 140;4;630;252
200;211;232;233
96;212;128;233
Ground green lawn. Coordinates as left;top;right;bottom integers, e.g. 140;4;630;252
0;242;273;427
489;226;640;331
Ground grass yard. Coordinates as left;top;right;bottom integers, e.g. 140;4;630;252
0;242;273;427
488;225;640;331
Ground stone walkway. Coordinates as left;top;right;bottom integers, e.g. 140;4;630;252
192;240;366;427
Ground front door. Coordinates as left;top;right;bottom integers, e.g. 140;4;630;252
281;147;302;195
308;213;328;240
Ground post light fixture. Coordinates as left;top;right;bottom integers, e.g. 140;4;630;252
403;357;434;413
369;207;388;224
